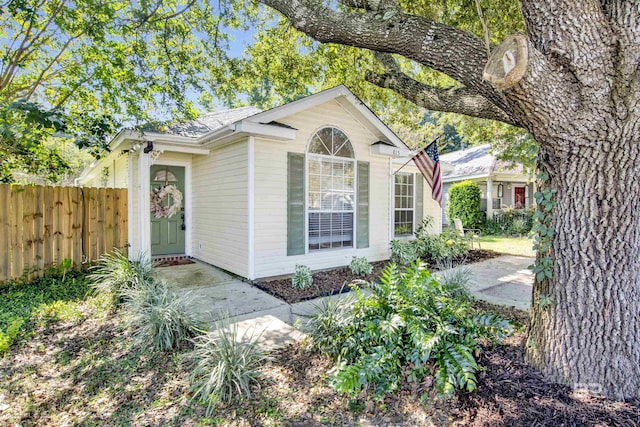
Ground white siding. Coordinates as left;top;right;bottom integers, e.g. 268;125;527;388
79;153;129;188
399;163;443;235
253;99;393;279
191;140;249;277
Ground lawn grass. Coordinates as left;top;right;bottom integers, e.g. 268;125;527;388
479;235;535;257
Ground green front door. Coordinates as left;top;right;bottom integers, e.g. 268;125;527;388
150;165;186;255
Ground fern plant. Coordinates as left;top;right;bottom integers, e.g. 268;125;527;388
349;256;372;276
292;264;313;289
309;261;511;398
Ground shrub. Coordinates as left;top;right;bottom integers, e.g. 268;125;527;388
446;180;484;228
89;249;153;304
494;208;534;235
121;279;203;351
413;229;470;263
350;256;372;276
0;318;24;354
292;264;313;289
509;218;529;236
389;239;418;265
186;321;266;414
481;218;504;235
309;262;511;398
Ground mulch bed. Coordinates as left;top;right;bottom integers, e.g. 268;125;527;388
255;249;500;304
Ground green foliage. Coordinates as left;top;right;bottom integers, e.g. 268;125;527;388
481;218;504;235
0;266;90;354
390;239;418;265
414;229;471;262
530;171;556;283
304;291;355;356
186;322;266;413
292;264;313;290
446;181;484;228
509;218;529;236
121;279;203;352
89;249;153;306
308;262;511;398
350;256;373;276
0;318;24;354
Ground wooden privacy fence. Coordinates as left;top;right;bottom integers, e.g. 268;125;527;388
0;185;128;282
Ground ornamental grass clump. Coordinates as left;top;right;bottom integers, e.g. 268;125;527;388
121;279;204;351
186;321;266;414
349;256;372;276
292;264;313;289
308;261;511;398
89;249;153;305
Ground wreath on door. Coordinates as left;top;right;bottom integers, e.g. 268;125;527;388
150;184;183;218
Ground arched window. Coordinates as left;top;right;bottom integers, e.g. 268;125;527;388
307;127;355;250
152;168;178;183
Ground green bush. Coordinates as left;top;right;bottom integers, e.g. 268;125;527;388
509;217;529;236
121;279;204;351
305;290;356;356
292;264;313;289
390;239;418;265
436;259;473;301
186;321;266;414
481;218;504;235
446;180;484;228
413;229;470;262
308;262;511;398
350;256;372;276
495;208;534;235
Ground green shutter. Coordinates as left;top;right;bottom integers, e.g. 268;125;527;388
287;153;305;256
356;161;370;248
415;174;424;228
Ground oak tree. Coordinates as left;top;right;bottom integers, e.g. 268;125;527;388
257;0;640;399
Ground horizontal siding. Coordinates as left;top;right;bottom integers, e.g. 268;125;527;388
253;99;392;279
190;139;249;277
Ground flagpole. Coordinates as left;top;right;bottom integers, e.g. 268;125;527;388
392;134;442;176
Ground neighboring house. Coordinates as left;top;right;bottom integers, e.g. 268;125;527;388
439;144;534;225
78;85;442;280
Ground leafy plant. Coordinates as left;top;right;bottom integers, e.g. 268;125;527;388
89;249;153;305
481;218;504;235
413;229;470;263
186;321;266;414
0;318;24;354
121;279;204;352
509;218;529;236
309;262;511;398
389;239;418;265
446;180;484;228
292;264;313;289
350;256;372;276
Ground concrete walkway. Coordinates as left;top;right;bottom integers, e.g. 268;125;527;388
443;255;534;310
160;256;533;350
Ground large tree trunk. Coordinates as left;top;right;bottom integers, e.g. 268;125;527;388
526;127;640;400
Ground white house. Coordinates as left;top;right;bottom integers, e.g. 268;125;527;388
439;144;534;225
78;86;442;280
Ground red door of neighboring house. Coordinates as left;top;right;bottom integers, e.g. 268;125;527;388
514;186;526;208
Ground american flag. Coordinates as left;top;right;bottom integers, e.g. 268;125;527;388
412;140;442;206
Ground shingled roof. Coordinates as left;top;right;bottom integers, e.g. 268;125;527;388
165;106;262;138
440;144;524;180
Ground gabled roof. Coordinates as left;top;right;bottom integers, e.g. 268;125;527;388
440;144;525;181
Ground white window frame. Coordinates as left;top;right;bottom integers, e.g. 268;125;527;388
305;126;356;252
393;172;416;237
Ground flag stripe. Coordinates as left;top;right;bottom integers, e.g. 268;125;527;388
410;140;442;207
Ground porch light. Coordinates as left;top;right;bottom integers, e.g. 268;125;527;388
143;140;154;153
497;183;504;198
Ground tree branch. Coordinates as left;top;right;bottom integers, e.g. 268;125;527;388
259;0;504;106
365;68;518;125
